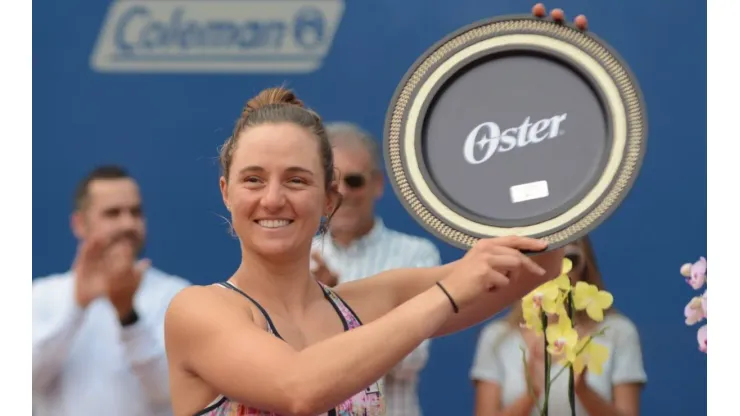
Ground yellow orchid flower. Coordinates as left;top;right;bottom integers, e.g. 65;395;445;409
545;315;579;363
553;299;569;323
519;258;578;335
523;274;570;315
573;282;614;322
571;336;609;375
521;299;544;334
552;257;573;293
552;273;572;292
516;256;616;414
561;257;573;275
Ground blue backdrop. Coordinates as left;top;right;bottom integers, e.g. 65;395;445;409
33;0;707;414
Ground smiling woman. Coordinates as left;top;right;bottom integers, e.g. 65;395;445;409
218;89;340;252
223;123;337;256
163;82;569;416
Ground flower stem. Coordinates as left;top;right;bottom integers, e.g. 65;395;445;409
567;292;576;416
521;347;543;415
541;310;550;416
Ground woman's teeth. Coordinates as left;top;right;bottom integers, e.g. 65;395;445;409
257;219;292;228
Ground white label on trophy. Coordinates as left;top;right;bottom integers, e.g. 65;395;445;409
510;180;549;204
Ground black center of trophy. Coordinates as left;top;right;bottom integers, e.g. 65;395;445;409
420;52;610;226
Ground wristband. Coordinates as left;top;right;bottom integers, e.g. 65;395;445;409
119;309;140;327
435;282;459;314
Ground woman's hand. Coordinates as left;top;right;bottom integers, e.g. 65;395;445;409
439;236;549;311
532;3;589;31
526;337;546;397
574;366;590;394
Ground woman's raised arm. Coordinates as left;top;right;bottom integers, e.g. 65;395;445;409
335;237;564;337
166;237;549;416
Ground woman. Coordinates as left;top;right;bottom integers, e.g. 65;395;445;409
165;7;588;415
470;236;648;416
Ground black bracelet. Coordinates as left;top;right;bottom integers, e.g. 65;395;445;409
119;309;140;327
435;281;459;314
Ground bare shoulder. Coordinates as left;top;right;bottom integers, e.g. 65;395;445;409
165;285;256;351
167;285;217;311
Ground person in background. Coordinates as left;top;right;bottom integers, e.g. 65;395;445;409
309;122;441;416
470;236;647;416
32;165;191;416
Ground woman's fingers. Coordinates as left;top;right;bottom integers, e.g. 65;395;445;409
532;3;589;32
476;240;548;277
483;253;547;279
478;235;548;253
486;267;512;290
550;8;565;22
574;14;588;31
532;3;546;17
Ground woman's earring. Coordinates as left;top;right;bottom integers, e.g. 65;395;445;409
319;216;329;234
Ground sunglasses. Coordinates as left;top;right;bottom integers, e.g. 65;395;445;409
343;174;367;189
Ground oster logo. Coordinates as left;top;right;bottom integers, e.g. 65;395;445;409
90;0;345;73
462;114;568;165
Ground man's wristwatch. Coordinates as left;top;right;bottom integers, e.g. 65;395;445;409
119;309;140;327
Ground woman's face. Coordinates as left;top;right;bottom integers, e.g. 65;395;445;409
564;242;587;283
220;122;333;259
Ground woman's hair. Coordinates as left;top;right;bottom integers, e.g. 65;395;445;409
219;87;334;191
219;87;341;233
504;235;613;328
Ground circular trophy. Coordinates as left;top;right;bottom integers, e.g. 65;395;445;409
383;15;647;252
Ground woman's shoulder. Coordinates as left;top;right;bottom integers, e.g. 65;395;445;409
599;312;642;341
168;283;232;308
166;285;257;334
601;312;638;329
478;318;517;346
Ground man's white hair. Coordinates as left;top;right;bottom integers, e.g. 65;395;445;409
324;122;382;171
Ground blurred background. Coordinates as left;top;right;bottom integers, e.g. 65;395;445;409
33;0;707;414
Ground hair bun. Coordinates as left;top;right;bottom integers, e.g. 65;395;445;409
243;87;305;116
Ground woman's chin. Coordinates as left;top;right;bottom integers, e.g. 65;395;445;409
251;240;302;259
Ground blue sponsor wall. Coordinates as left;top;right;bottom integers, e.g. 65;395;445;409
33;0;706;414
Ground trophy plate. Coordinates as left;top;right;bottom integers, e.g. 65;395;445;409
384;15;648;251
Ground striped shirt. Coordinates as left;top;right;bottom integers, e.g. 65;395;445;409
311;218;441;416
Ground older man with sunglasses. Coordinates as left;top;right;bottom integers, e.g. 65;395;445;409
310;122;441;416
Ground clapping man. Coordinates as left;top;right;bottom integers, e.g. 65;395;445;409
32;166;191;416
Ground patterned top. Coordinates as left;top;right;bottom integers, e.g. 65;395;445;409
195;281;385;416
311;218;440;416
